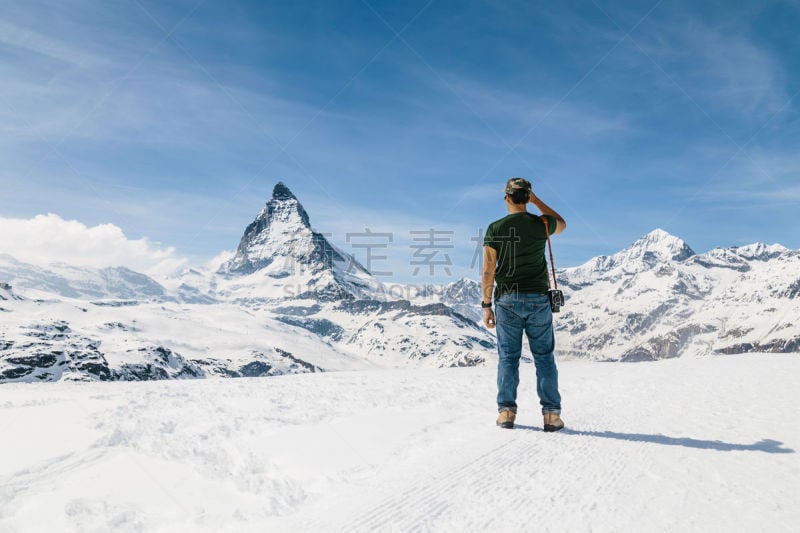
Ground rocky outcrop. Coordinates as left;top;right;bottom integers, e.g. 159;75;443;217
192;348;321;378
112;346;204;381
715;337;800;355
0;321;111;382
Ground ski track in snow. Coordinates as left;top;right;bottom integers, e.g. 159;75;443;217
306;399;647;532
1;354;798;532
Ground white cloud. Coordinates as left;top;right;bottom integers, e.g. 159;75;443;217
0;213;187;277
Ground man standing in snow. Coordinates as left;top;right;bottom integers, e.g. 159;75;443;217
482;177;567;431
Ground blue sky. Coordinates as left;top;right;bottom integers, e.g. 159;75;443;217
1;0;799;282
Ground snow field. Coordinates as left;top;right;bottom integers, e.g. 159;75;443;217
0;353;797;532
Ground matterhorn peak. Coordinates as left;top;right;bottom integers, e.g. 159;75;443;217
218;182;319;275
217;182;374;301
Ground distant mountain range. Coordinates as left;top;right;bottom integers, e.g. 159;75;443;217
1;183;798;382
555;229;799;361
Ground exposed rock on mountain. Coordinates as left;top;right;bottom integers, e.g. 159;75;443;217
0;282;22;303
0;320;111;381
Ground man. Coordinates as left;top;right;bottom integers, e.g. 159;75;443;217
482;177;567;431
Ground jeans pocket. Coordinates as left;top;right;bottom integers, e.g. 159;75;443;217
495;300;519;321
526;300;552;326
495;300;514;311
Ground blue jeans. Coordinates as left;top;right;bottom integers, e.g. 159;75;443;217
495;292;561;414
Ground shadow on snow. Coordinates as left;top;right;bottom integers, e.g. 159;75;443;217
512;426;794;454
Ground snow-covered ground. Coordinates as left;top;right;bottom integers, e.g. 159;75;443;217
1;353;797;532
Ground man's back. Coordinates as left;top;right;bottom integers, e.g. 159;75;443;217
484;212;557;298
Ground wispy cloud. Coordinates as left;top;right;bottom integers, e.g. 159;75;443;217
614;11;789;118
676;21;785;116
447;76;633;142
0;18;101;66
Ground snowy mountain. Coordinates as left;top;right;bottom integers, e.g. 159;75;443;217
217;182;378;301
562;228;695;286
554;229;800;361
0;183;494;382
0;254;166;301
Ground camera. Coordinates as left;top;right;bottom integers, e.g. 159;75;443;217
548;289;564;313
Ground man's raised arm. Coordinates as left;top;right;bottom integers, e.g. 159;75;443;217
529;192;567;235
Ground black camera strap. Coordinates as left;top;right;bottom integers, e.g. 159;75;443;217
541;216;558;290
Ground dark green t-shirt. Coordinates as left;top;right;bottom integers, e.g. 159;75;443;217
483;212;556;299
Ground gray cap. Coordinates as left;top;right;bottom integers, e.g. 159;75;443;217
504;177;531;195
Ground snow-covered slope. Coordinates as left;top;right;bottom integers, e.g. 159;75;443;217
0;353;796;532
0;298;379;383
0;254;166;301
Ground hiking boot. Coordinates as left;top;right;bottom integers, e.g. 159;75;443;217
496;408;516;429
543;412;564;432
